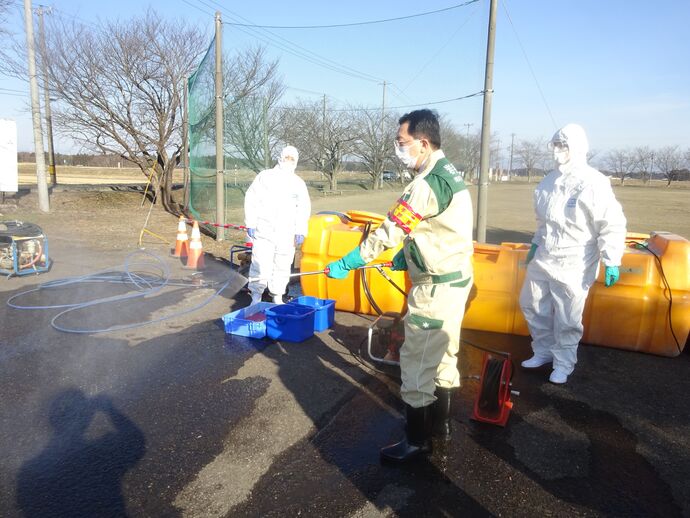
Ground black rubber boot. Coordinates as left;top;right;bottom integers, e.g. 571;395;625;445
432;387;454;440
380;404;433;463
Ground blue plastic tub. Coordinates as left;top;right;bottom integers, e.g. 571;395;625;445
265;303;316;343
222;302;277;339
289;296;336;332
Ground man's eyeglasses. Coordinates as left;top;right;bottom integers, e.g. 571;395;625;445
547;141;568;152
394;139;417;149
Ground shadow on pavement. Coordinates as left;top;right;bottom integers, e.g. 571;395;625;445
16;388;146;517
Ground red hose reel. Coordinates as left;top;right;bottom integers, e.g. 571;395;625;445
471;352;516;427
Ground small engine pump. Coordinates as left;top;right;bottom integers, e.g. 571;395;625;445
0;221;51;277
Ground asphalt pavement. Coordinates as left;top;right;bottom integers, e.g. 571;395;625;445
1;237;689;517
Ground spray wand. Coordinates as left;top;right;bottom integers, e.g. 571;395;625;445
246;262;393;284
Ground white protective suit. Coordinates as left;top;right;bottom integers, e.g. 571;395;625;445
519;124;626;380
245;146;311;302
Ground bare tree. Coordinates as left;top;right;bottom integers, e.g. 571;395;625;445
40;12;205;212
465;132;482;182
516;138;547;183
632;146;654;184
654;145;683;186
0;0;16;66
604;148;637;185
587;148;600;164
41;11;279;213
350;108;397;189
438;117;463;167
224;72;284;173
280;99;357;191
278;100;323;175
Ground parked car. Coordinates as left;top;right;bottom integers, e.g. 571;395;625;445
382;170;398;181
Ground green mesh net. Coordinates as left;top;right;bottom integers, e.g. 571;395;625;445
187;36;274;235
188;37;222;227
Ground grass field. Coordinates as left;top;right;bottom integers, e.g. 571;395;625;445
13;163;690;245
218;176;690;243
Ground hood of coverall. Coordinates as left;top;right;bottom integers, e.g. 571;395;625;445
551;123;589;172
278;146;299;173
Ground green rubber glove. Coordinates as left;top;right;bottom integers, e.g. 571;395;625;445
326;247;367;279
391;248;407;271
526;243;538;264
604;266;620;287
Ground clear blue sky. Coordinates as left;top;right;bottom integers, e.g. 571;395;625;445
1;0;689;156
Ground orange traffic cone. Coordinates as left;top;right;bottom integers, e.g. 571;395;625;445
184;220;205;270
171;215;189;258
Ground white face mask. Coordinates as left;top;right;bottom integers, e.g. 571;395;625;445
553;148;570;165
394;140;420;169
279;159;297;173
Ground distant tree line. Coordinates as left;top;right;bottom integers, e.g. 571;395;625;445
507;140;690;186
17;152;137;168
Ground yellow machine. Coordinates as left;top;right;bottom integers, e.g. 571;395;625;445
300;211;690;358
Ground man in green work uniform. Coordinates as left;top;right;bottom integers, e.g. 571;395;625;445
326;109;474;463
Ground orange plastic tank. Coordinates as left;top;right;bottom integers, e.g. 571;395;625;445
300;211;409;316
581;232;690;357
300;210;690;357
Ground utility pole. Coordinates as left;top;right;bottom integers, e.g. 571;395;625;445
380;80;386;189
494;138;501;181
463;123;473;179
322;94;327;186
262;96;269;170
182;75;189;210
476;0;498;243
214;11;224;241
36;6;56;187
24;0;49;212
508;133;515;179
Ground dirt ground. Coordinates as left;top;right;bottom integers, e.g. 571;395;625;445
1;180;688;264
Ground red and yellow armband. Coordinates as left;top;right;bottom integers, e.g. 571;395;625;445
388;198;422;234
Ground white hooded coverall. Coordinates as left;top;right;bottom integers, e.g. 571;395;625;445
519;124;626;375
245;147;311;301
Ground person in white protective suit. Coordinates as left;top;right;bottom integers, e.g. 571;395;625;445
519;123;627;384
326;109;474;463
244;146;311;304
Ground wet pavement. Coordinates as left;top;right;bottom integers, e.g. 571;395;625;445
1;240;689;517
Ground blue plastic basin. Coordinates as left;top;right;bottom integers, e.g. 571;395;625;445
265;303;316;343
288;296;336;332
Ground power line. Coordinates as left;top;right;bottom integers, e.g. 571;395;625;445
180;0;212;18
49;6;102;30
0;86;26;93
224;1;481;29
401;4;481;93
502;0;557;129
189;0;382;83
276;90;484;112
391;90;484;110
284;86;349;105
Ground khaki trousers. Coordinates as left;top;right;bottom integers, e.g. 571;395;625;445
400;279;472;408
